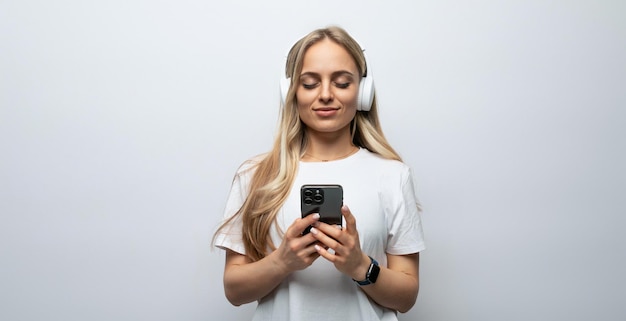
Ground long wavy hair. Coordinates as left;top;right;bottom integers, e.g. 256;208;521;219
214;26;402;262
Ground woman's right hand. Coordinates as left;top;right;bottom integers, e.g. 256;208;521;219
223;213;322;306
270;213;322;275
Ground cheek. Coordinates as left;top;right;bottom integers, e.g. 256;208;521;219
295;93;310;119
337;90;359;109
296;89;316;107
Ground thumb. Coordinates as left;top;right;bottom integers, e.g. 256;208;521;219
288;213;320;237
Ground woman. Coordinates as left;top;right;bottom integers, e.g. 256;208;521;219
213;26;425;320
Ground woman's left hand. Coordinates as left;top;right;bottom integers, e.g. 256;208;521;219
309;205;371;281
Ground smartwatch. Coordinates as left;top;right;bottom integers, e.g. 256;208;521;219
353;256;380;286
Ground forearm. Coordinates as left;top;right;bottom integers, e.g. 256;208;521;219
223;250;289;306
223;215;323;306
358;262;419;313
310;208;422;313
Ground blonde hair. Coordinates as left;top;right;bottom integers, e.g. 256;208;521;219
214;26;401;262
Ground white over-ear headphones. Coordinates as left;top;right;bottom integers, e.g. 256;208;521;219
279;52;375;111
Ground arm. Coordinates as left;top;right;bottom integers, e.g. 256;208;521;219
310;206;420;313
223;213;321;306
356;252;419;313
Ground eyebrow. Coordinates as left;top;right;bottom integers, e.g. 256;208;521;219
299;70;356;79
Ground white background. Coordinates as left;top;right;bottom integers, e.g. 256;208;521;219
1;0;624;320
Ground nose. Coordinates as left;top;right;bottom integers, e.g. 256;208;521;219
318;81;334;104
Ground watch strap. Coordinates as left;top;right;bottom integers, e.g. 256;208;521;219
353;256;380;286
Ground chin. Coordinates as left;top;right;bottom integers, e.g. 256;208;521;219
309;124;351;134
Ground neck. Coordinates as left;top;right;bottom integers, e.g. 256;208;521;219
302;129;357;162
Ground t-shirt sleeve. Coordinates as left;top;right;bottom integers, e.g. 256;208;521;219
213;164;253;255
386;166;426;255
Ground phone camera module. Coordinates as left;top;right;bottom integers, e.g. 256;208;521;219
313;190;324;204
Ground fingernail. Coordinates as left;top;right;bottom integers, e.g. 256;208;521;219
334;225;342;230
342;205;349;211
313;213;320;220
314;244;321;252
310;227;318;235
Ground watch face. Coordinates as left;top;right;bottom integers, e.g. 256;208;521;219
368;263;380;283
354;256;380;285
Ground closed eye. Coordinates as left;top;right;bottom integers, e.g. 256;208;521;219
302;82;319;89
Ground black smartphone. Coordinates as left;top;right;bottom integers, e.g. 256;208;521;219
300;184;343;234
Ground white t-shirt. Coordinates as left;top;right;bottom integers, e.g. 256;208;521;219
214;148;426;321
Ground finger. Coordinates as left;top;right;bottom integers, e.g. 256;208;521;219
314;221;343;240
287;229;321;255
303;243;322;256
310;226;341;252
297;243;322;267
307;252;321;262
313;224;355;257
342;205;357;234
287;213;320;238
314;244;337;262
315;241;329;250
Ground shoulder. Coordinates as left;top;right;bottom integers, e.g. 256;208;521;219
356;149;415;194
234;153;266;176
229;153;268;189
359;149;412;176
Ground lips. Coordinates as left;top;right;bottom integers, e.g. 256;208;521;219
313;107;339;117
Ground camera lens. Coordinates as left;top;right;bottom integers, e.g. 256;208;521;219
313;193;323;203
304;197;313;205
304;189;313;197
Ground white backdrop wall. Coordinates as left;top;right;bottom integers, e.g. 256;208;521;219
1;0;624;320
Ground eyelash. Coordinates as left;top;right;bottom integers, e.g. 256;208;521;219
301;82;351;89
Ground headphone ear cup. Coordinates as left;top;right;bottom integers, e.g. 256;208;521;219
279;76;291;105
357;74;374;111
